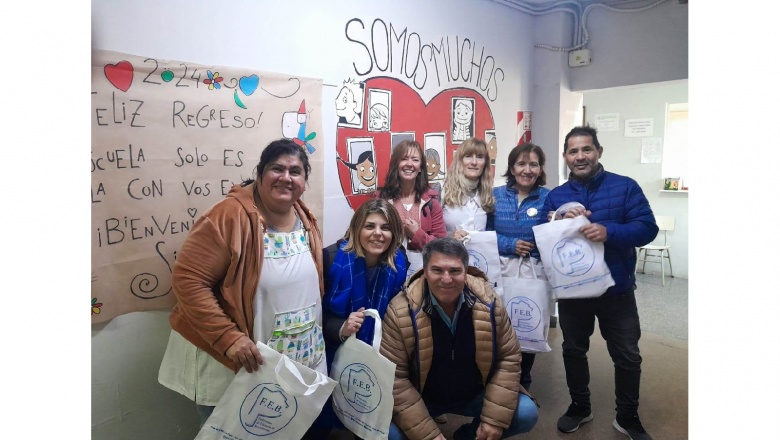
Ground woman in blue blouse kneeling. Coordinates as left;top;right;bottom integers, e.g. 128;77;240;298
319;198;408;436
324;198;408;350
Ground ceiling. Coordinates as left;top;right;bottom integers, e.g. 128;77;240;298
492;0;683;7
488;0;687;21
486;0;686;52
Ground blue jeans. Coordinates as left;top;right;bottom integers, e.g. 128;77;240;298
558;292;642;417
387;393;537;440
520;352;536;390
196;405;214;428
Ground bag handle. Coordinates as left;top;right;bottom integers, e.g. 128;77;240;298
550;202;586;222
362;308;383;353
523;256;539;279
258;342;329;397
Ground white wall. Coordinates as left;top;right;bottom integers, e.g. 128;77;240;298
92;311;200;439
582;80;689;278
569;0;688;91
529;10;578;186
91;1;534;438
526;0;688;183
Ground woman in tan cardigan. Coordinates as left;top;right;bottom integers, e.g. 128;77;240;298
157;139;325;435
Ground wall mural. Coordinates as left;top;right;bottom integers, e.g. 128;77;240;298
335;17;506;212
335;78;496;210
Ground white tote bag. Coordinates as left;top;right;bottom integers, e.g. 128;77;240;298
402;235;424;281
330;309;396;440
501;259;552;353
462;230;503;297
195;342;336;440
532;202;615;300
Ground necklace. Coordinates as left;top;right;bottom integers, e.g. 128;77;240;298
266;213;301;233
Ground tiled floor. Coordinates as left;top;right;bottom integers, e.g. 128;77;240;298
331;273;688;439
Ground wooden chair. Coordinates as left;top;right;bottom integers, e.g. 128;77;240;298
635;215;675;286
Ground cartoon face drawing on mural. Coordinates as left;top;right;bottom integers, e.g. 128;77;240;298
486;134;498;165
368;103;390;131
336;79;364;126
356;156;376;188
282;111;300;139
486;132;498;182
425;148;445;181
281;100;316;153
338;150;376;194
452;99;474;142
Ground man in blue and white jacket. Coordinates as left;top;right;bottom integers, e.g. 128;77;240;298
541;126;658;440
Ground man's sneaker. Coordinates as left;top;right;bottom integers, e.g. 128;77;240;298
557;402;593;433
433;414;448;424
613;414;653;440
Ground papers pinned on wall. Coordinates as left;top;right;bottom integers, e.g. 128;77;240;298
640;137;663;164
625;118;654;137
595;113;619;132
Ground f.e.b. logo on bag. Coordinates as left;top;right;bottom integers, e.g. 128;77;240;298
462;231;503;295
330;310;395;438
552;237;595;277
506;296;542;334
339;363;382;413
240;383;297;436
533;205;615;300
195;342;335;440
467;250;489;275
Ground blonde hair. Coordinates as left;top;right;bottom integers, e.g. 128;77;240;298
342;199;404;270
442;138;495;212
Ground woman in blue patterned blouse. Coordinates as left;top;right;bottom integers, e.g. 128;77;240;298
487;142;550;390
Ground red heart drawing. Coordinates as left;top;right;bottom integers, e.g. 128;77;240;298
104;61;134;92
336;77;496;210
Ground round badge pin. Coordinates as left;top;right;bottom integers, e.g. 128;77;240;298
527;207;538;217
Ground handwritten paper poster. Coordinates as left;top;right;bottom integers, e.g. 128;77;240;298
91;50;323;323
641;137;663;163
624;118;654;137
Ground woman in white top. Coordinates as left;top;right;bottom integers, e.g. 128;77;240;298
157;139;327;439
440;137;495;239
435;137;496;426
